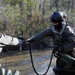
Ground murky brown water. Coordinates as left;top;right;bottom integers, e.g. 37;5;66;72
0;49;56;75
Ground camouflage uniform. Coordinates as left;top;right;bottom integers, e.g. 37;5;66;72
30;22;75;69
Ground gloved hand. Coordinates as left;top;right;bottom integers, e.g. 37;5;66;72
26;37;34;43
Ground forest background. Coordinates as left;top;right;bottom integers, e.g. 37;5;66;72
0;0;75;39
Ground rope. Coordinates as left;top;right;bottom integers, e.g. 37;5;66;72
29;42;54;75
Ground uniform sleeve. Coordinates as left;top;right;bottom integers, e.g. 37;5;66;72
31;28;53;42
63;26;75;51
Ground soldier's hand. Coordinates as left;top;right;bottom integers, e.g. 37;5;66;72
26;37;34;44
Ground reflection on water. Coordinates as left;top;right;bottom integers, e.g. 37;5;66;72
0;49;56;75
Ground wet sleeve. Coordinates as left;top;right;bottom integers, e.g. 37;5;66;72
0;34;13;45
10;38;23;45
0;34;22;45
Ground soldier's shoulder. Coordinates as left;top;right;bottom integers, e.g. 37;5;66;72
66;25;72;30
44;27;51;31
65;25;74;34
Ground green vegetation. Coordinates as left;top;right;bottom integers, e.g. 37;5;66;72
0;0;75;38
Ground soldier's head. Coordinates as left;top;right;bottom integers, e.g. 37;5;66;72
51;11;67;30
51;11;67;23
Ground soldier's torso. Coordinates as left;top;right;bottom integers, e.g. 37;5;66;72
51;25;67;47
51;24;75;55
52;32;67;47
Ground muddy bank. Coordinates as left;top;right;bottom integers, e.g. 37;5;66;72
0;49;56;75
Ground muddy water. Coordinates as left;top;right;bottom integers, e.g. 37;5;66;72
0;49;56;75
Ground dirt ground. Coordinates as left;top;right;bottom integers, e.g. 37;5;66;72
0;49;56;75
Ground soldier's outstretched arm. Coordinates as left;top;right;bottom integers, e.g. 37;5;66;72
26;28;53;43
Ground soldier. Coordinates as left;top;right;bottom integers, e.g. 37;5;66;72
26;11;75;70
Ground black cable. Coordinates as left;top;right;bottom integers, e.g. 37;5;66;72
29;42;54;75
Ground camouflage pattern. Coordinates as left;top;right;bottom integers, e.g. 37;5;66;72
31;22;75;69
